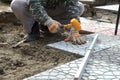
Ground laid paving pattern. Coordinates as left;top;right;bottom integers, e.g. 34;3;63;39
24;58;83;80
82;45;120;80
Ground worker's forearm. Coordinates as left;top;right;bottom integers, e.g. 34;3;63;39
28;0;51;25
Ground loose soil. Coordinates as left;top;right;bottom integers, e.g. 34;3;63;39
0;22;81;80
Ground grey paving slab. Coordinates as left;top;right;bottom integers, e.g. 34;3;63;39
94;34;120;52
0;3;12;12
47;34;120;56
24;69;74;80
95;4;119;12
80;17;115;30
47;34;96;56
23;58;83;80
81;45;120;80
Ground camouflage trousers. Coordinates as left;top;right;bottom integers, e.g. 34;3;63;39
10;0;84;33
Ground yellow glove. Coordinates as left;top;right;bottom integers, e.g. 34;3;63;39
64;28;86;45
44;18;61;33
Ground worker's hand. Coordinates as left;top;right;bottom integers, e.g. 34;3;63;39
65;28;86;45
44;18;61;33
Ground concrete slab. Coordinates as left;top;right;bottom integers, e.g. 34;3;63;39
0;3;12;12
47;34;95;56
94;34;120;52
47;33;120;56
95;4;119;13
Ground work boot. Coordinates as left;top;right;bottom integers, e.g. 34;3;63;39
24;21;40;41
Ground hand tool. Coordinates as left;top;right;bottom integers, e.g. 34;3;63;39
12;39;26;48
62;18;81;31
49;18;82;32
0;42;8;46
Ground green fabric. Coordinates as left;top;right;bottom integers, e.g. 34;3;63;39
28;0;79;25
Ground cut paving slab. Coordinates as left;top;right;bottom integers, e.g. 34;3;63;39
47;34;120;56
47;34;95;56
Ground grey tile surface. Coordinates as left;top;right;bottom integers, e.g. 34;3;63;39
47;34;120;56
24;58;83;80
94;34;120;52
82;45;120;80
24;69;74;80
47;34;95;56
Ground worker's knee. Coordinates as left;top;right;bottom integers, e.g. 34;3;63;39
10;0;27;12
77;2;85;15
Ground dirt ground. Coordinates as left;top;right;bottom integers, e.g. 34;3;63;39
0;22;81;80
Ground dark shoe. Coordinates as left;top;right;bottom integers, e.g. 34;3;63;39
24;21;40;41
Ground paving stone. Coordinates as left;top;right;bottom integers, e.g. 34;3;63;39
24;69;74;80
94;71;103;75
95;4;119;12
96;76;104;79
104;75;116;79
113;71;120;75
89;76;97;79
96;79;104;80
113;79;120;80
104;72;114;76
80;17;115;31
0;3;12;12
47;34;95;56
54;58;83;76
82;45;120;79
81;76;89;80
24;58;83;80
47;33;120;57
